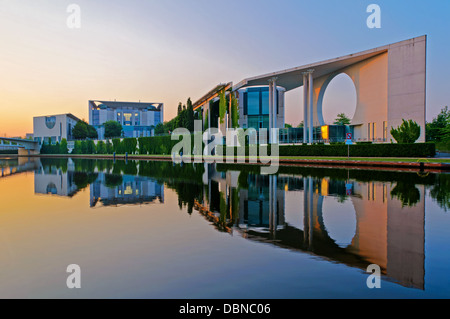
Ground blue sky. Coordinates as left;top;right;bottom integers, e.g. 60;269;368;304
0;0;449;134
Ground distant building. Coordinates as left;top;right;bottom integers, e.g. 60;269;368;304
33;113;81;145
90;175;164;207
89;100;164;139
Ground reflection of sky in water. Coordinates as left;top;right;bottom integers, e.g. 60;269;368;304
0;158;449;298
322;197;356;248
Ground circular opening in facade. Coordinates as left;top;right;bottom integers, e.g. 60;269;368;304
321;73;357;125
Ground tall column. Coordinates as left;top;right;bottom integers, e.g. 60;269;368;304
207;103;211;129
302;73;309;144
308;70;315;144
269;175;273;232
272;175;278;238
268;79;274;144
228;91;232;129
303;177;309;246
308;177;314;249
202;104;206;128
272;77;278;144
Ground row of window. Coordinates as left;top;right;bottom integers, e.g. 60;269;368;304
368;121;388;140
367;183;389;203
243;88;279;116
34;136;60;145
93;110;161;127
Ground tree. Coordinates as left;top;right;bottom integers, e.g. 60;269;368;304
60;139;69;154
284;124;293;129
72;120;97;140
186;97;194;132
231;94;239;129
218;89;227;124
334;113;351;125
86;140;96;154
96;140;106;154
155;123;165;135
297;121;304;128
204;109;209;131
72;121;88;140
426;106;450;142
177;103;182;116
390;119;421;144
87;125;98;139
104;121;123;138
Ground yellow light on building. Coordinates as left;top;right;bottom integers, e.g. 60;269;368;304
321;178;329;196
321;125;329;140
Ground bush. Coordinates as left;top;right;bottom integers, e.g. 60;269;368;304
391;119;421;144
41;141;64;154
138;135;195;155
122;138;137;154
218;142;435;158
277;143;435;157
96;141;106;154
112;138;123;154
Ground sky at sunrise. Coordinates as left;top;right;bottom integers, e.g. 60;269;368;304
1;0;449;137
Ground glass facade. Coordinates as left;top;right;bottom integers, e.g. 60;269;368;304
278;126;351;144
92;110;100;125
123;113;132;126
90;102;163;139
243;87;275;131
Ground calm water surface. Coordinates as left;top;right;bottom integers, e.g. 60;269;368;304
0;157;449;299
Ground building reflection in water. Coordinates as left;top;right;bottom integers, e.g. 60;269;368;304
33;158;164;207
3;157;426;290
90;174;164;207
198;164;425;290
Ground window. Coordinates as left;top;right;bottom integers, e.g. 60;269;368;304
261;90;269;115
92;110;100;125
123;113;132;126
134;112;140;125
243;92;248;115
154;112;161;124
368;123;371;140
383;121;387;141
247;91;260;115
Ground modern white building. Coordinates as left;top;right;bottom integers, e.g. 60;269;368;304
194;36;427;144
89;100;164;139
33;113;81;145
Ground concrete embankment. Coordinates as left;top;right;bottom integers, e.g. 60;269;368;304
5;154;449;172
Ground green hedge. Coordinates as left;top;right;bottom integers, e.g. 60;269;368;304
219;143;436;158
46;136;436;158
138;135;197;155
278;143;436;157
0;150;18;155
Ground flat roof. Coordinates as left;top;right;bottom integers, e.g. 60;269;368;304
233;35;426;92
90;100;163;110
34;113;81;122
193;82;232;110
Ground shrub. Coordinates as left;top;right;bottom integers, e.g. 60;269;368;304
391;119;421;144
122;138;137;154
96;141;106;154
